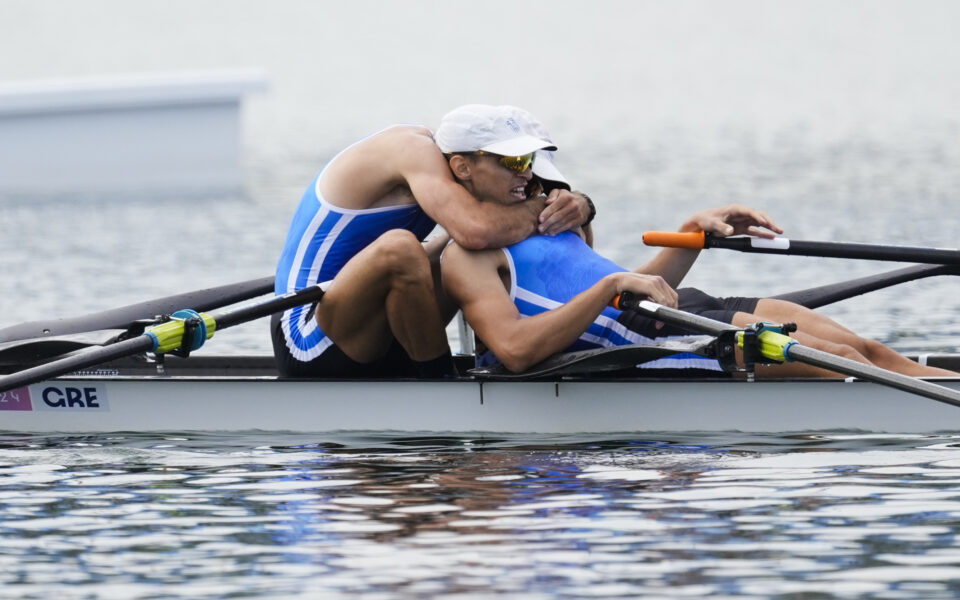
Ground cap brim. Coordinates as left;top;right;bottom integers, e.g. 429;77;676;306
479;134;557;157
532;150;569;187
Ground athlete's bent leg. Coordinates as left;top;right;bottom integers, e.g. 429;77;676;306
316;230;451;365
748;298;955;377
731;300;955;377
728;311;869;378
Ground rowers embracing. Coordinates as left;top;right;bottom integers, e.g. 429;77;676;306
272;105;593;379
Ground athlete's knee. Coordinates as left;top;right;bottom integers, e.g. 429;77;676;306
816;329;881;359
375;230;431;282
858;337;892;360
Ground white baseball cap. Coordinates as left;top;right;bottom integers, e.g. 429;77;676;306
531;150;568;189
504;106;570;188
435;104;558;157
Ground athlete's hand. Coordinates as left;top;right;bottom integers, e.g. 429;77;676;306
538;189;591;235
681;204;783;239
611;272;678;309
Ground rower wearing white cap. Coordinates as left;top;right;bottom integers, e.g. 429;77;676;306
272;105;594;379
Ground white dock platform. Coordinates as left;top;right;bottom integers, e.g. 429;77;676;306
0;69;267;195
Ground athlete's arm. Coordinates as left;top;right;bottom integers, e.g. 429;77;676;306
422;232;458;324
442;244;676;373
636;204;783;287
538;188;594;238
398;131;545;249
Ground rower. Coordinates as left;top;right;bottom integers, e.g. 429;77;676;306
438;110;955;380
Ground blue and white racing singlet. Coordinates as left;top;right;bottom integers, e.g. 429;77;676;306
274;142;436;362
501;232;721;371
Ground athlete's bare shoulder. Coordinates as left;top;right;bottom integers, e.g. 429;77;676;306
441;241;513;304
378;125;446;169
320;125;439;210
381;124;434;143
442;241;508;276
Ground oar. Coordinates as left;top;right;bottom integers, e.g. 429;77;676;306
614;293;960;409
772;263;960;309
643;231;960;265
0;281;330;395
0;275;275;343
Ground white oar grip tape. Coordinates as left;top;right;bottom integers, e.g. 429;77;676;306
750;237;791;250
637;300;661;313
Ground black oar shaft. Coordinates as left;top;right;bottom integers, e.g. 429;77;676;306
0;336;153;393
0;282;330;394
0;276;275;343
706;236;960;265
643;231;960;265
772;264;960;309
212;283;328;329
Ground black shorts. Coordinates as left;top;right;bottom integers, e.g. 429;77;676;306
270;312;418;378
616;287;759;338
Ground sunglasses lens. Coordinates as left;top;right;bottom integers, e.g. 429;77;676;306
500;153;535;172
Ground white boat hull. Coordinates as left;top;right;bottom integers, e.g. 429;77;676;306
3;373;960;434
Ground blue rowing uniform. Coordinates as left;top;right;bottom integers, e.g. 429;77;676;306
500;232;722;371
274;134;436;362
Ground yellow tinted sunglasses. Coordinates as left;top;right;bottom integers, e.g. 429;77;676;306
474;150;536;173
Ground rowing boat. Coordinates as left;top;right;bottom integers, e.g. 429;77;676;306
2;353;959;434
2;253;959;436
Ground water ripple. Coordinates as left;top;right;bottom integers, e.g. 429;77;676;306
4;432;959;597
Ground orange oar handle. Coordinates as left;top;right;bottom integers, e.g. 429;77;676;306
642;230;706;250
611;291;641;311
611;293;623;310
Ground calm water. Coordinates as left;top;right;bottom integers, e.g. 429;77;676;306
2;1;960;597
4;432;960;598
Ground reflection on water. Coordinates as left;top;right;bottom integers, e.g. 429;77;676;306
3;432;960;598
